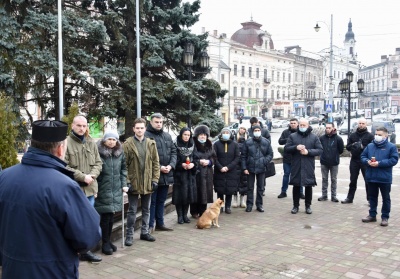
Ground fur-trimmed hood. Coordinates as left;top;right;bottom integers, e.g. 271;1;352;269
97;140;123;158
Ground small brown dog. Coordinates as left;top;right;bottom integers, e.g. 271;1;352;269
196;198;224;229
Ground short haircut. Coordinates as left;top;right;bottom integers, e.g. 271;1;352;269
289;118;298;122
326;122;335;127
133;118;146;127
31;139;64;155
250;117;258;124
150;113;163;120
376;126;388;133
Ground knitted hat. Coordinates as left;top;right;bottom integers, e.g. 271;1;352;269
194;125;210;138
221;127;231;134
252;125;261;131
103;130;119;141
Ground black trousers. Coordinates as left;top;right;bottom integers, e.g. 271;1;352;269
217;193;232;208
293;186;312;207
348;159;368;201
247;172;265;208
100;213;114;243
190;203;207;217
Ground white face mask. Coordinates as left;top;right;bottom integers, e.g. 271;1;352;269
222;134;230;140
374;135;383;142
299;127;307;132
253;131;261;138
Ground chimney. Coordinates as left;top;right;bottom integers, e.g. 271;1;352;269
381;55;387;63
213;30;218;37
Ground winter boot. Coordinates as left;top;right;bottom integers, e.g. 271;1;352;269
232;195;238;208
182;204;191;223
240;195;246;208
176;205;184;224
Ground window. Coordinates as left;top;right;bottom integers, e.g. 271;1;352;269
234;64;237;76
256;88;259;98
249;67;252;78
334;71;336;79
301;74;304;82
248;88;252;98
272;70;275;81
295;73;298;82
264;89;267;99
393;81;398;89
277;90;280;99
271;90;275;99
283;73;286;82
233;87;237;97
382;79;385;90
256;68;259;78
277;72;280;82
288;73;291;83
241;66;245;77
221;74;225;83
241;87;244;97
282;91;285;99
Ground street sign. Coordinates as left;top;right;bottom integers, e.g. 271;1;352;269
326;104;332;112
239;108;244;114
247;99;257;104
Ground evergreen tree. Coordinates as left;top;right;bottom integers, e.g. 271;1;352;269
0;93;19;169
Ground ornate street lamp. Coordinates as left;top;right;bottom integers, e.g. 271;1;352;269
339;71;364;135
183;42;209;129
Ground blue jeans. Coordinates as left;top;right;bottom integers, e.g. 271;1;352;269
368;182;391;220
87;195;95;206
149;185;169;228
281;163;303;194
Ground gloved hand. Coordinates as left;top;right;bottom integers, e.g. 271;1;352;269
122;186;129;193
151;181;158;192
127;183;134;194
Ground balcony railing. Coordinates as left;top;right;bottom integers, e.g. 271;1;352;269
305;81;316;89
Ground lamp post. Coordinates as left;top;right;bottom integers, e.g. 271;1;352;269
314;14;333;123
339;71;364;135
182;42;210;129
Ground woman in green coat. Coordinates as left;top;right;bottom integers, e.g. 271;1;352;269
95;131;128;255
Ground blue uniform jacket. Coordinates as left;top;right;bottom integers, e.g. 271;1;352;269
361;140;398;184
0;147;101;279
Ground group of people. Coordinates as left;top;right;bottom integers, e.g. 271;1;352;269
0;114;398;278
277;117;398;225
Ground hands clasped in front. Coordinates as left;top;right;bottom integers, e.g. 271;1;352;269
297;144;309;155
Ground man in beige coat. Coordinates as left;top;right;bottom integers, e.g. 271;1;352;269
65;115;103;262
123;118;160;246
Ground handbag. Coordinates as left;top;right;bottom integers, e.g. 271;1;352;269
265;161;276;178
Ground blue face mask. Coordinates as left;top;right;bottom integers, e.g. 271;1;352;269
222;134;230;141
299;127;307;133
198;138;206;144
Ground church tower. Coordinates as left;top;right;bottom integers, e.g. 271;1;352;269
343;19;356;61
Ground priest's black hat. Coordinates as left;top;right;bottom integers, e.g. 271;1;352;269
32;120;68;142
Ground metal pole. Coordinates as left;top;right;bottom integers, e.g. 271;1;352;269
386;60;389;120
188;68;192;129
58;0;64;119
121;192;125;248
347;91;351;135
328;14;333;122
136;0;141;118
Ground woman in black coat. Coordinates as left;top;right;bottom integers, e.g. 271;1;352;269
235;126;248;208
172;127;197;224
213;128;240;213
191;125;215;218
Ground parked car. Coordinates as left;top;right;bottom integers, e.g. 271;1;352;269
338;120;358;135
371;121;395;135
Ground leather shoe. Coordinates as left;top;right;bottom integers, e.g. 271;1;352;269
125;236;133;246
291;207;299;214
305;206;312;214
79;251;102;262
102;242;113;255
341;198;353;204
140;233;156;242
300;193;305;199
318;196;328;201
110;242;117;252
381;218;389;226
331;197;339;202
177;216;184;224
362;216;377;223
277;192;287;198
183;216;191;223
256;207;264;212
245;206;252;212
225;207;232;214
155;225;174;231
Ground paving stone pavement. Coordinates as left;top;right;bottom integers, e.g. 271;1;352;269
72;157;400;278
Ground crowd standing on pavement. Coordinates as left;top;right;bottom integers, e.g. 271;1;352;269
1;113;399;278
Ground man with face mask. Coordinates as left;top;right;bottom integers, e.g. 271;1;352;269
318;122;344;202
342;118;374;204
241;125;273;212
360;127;398;226
284;119;323;214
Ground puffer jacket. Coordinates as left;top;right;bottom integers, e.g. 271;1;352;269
123;136;160;195
241;136;273;174
65;132;103;197
346;128;374;160
95;140;127;214
361;139;399;184
284;127;323;186
145;125;177;185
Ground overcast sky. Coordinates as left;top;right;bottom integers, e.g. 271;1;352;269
189;0;400;66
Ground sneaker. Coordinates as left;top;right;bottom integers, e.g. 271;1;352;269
305;206;312;214
380;219;388;226
362;216;377;223
300;193;305;199
331;197;339;202
140;233;156;242
79;251;102;262
318;196;328;201
277;192;287;198
125;236;133;246
291;207;299;214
